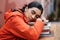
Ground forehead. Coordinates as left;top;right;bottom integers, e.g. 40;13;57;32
28;7;41;14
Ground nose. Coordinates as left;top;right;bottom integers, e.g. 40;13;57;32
32;15;35;19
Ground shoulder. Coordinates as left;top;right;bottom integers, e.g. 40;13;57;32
4;9;24;23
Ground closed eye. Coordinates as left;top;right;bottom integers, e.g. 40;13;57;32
36;15;40;18
31;10;36;14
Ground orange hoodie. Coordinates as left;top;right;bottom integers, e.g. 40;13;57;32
0;9;44;40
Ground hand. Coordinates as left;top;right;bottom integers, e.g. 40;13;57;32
37;18;43;22
41;16;49;23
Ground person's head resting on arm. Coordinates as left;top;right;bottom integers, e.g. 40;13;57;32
20;1;43;22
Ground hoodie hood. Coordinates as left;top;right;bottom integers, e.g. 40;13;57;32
4;9;24;22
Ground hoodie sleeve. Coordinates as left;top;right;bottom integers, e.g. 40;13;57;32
8;15;44;40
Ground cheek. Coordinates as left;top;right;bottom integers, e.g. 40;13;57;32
26;12;32;19
28;11;32;17
26;12;31;17
30;14;34;18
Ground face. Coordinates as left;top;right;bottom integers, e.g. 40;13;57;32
24;7;42;22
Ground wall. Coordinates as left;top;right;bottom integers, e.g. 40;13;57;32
0;0;5;27
5;0;34;12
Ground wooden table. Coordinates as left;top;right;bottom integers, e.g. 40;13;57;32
39;22;60;40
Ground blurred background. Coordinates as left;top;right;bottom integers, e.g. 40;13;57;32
0;0;60;27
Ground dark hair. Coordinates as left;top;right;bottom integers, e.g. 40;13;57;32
21;1;43;14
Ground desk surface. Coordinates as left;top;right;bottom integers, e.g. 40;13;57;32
39;22;60;40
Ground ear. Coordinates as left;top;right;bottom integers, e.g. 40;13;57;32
25;7;28;12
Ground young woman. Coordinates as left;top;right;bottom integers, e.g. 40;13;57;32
0;1;44;40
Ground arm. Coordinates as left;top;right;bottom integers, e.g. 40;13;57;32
8;16;44;40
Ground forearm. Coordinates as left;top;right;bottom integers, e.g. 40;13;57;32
10;16;44;40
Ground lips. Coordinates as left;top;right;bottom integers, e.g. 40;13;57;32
30;18;36;22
